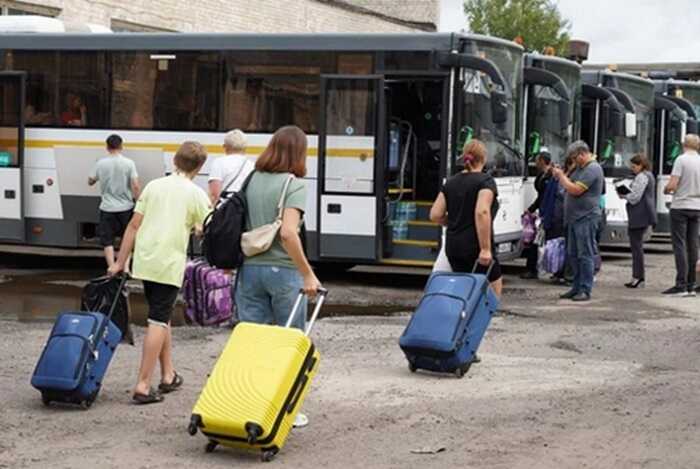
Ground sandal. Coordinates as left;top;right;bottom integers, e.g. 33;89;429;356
158;372;184;394
132;388;164;405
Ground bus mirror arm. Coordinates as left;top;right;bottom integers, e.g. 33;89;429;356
438;52;512;99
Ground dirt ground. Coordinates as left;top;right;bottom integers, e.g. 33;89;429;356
1;248;700;468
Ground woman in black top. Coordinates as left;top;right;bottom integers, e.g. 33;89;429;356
430;139;503;296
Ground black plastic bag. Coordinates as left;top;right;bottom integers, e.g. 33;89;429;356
81;275;135;345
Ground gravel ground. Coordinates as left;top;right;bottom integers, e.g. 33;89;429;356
1;249;699;468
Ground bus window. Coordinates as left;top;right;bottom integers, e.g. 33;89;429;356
58;52;107;128
382;51;431;71
223;52;328;133
111;52;219;131
6;51;58;126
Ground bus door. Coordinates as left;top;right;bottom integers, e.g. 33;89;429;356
317;75;383;260
0;72;26;241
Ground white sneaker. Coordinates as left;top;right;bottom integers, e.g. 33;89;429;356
684;290;697;298
293;413;309;428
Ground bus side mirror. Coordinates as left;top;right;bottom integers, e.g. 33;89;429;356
491;91;508;124
559;101;570;135
687;119;699;135
625;112;637;138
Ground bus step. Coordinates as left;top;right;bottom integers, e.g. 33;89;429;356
391;239;439;261
407;221;441;241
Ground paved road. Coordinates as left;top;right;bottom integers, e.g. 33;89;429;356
1;250;699;468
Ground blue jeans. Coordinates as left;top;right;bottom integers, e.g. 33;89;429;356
235;264;306;330
567;214;601;295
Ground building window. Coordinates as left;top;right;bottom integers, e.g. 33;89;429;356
110;19;175;33
0;1;60;16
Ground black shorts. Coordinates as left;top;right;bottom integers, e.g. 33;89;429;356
99;209;133;247
143;280;179;326
447;254;503;282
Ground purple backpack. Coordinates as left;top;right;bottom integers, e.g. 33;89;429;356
539;237;566;274
182;259;234;326
521;213;537;245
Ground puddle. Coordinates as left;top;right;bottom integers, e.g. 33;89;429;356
0;274;411;327
0;275;188;327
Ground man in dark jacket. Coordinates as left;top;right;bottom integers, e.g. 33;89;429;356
521;150;553;279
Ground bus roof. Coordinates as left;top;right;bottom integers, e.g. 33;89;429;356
0;32;523;53
525;53;581;70
583;69;654;88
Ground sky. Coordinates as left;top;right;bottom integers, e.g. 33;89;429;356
439;0;700;64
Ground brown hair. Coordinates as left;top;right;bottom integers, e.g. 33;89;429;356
173;141;207;174
462;139;487;169
255;126;307;177
630;153;651;171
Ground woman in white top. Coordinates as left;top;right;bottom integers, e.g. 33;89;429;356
208;129;255;205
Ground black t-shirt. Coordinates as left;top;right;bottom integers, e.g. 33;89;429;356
441;171;499;260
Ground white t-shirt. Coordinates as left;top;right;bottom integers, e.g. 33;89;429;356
208;154;254;193
670;151;700;211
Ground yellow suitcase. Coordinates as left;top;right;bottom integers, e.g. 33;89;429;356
188;288;327;462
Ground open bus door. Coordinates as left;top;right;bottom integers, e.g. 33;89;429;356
0;71;25;241
317;75;383;261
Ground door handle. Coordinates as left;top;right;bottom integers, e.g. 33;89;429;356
327;203;341;214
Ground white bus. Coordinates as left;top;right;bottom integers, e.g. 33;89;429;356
652;79;700;234
580;71;655;245
0;32;524;267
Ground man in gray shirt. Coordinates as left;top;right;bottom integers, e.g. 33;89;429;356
552;140;604;302
88;134;141;269
663;134;700;296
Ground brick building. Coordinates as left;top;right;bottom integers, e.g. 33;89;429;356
0;0;439;32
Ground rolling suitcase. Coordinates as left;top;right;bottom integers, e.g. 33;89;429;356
183;258;234;326
399;266;499;378
31;274;128;408
188;288;328;462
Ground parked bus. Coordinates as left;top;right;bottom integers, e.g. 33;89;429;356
521;53;580;206
652;79;700;233
580;70;655;245
0;31;524;267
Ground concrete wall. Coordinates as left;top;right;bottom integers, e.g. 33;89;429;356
3;0;437;32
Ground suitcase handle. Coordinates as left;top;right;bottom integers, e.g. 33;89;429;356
90;273;130;352
285;287;329;336
471;260;494;278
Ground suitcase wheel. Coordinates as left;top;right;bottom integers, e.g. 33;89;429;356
41;393;51;407
80;398;94;410
188;415;202;436
261;448;278;462
205;440;218;453
408;362;417;373
454;362;471;379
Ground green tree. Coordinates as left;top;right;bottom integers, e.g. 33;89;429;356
464;0;571;55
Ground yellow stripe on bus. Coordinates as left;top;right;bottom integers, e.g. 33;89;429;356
1;139;374;158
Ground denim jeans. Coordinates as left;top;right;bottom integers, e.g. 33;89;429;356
235;264;306;330
566;214;601;295
670;209;700;290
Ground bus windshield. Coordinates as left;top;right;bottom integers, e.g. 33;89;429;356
527;61;579;166
662;113;685;175
601;77;654;174
460;41;523;177
677;85;700;117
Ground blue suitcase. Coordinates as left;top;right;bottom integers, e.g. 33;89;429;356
399;269;499;378
31;275;127;408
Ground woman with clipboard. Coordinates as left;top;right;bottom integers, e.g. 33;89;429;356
618;154;657;288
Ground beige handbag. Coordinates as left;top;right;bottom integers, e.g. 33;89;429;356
241;175;294;257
